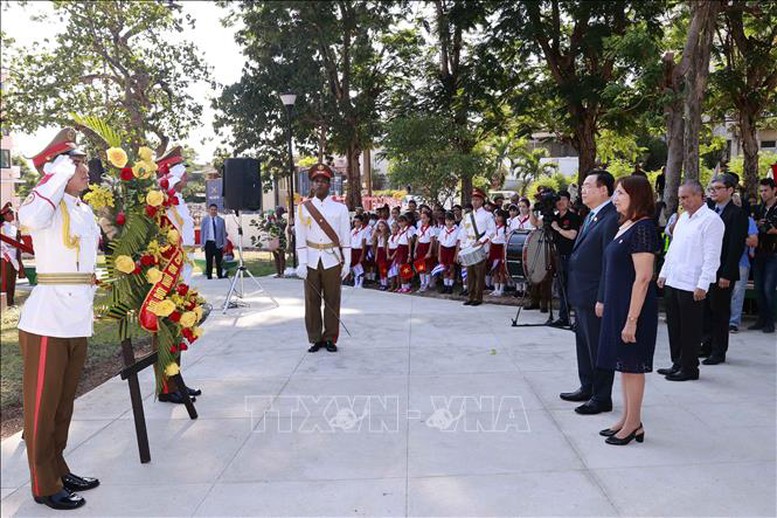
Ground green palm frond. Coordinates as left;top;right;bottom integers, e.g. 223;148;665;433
71;113;123;148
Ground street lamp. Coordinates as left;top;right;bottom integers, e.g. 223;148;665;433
280;92;298;268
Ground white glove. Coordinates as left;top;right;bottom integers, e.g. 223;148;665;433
340;262;351;280
296;264;308;280
43;154;76;178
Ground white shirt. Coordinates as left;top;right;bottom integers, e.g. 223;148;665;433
438;225;459;248
659;205;724;292
509;214;535;232
492;224;509;245
1;221;20;271
18;169;100;338
458;207;496;249
295;195;351;270
388;233;399;251
167;192;195;283
396;226;414;246
351;226;367;249
415;222;434;244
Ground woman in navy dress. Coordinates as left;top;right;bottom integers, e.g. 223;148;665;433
597;175;660;445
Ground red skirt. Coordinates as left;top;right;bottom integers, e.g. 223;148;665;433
376;246;389;276
439;245;456;267
351;248;362;264
488;243;505;270
395;244;410;266
416;242;432;270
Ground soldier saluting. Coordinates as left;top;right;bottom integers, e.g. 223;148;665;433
294;163;351;353
18;128;101;510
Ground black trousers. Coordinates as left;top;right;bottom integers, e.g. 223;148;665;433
664;285;704;373
703;284;733;359
204;241;223;279
467;260;487;302
573;307;614;404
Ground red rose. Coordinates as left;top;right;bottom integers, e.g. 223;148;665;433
182;328;194;342
184;301;195;311
169;344;178;354
145;205;158;218
169;311;181;323
159;163;170;175
159;178;169;190
177;284;189;296
116;212;126;226
140;254;156;267
120;168;134;181
133;264;141;275
171;195;180;206
179;342;189;351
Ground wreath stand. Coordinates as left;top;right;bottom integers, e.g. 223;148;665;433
118;337;197;463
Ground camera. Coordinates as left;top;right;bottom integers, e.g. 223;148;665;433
533;188;559;220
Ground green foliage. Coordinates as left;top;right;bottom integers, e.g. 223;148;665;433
3;1;212;152
527;175;560;197
12;154;38;201
382;115;481;205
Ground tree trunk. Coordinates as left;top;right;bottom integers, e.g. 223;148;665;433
682;0;720;181
345;141;362;210
460;175;472;206
739;106;760;199
664;103;684;213
574;113;597;185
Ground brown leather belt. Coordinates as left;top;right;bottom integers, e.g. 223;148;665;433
306;240;337;250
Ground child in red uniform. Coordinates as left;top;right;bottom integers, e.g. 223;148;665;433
489;209;509;296
395;215;414;293
414;210;435;291
437;211;460;294
373;219;390;291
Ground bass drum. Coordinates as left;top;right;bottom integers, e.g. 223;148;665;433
505;229;553;284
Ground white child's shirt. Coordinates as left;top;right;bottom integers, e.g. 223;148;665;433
492;224;509;245
415;222;434;244
396;226;414;246
438;225;460;248
388;233;399;251
351;226;366;249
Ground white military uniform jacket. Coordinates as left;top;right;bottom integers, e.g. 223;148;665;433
1;221;20;271
18;162;100;338
295;195;351;270
458;207;496;251
165;166;195;283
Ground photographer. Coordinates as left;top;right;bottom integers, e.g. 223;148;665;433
751;178;777;333
548;191;581;326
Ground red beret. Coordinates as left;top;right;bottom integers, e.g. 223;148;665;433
309;163;334;181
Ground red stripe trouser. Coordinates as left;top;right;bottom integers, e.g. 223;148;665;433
19;330;87;497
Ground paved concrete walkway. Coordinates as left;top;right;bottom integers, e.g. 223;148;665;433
2;276;775;516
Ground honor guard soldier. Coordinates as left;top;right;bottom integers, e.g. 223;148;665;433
155;146;202;403
458;188;496;306
156;145;196;283
295;163;351;353
18;128;101;510
1;202;25;307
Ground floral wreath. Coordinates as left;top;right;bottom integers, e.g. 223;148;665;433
77;116;205;389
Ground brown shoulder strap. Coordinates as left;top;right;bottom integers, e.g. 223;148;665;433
303;199;342;248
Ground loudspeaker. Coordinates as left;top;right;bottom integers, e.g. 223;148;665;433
223;158;262;211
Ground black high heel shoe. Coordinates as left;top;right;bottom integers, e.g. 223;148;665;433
598;426;622;437
605;425;644;445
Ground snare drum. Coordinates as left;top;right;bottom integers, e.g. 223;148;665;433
458;244;487;267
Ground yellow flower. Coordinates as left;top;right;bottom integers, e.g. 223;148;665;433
193;305;203;321
193;326;203;338
114;255;136;274
138;146;154;162
146;267;163;284
146;190;164;207
164;362;180;377
179;311;197;328
82;184;115;210
167;228;180;244
133;160;157;179
150;299;176;317
106;147;128;168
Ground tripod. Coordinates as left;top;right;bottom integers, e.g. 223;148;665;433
221;210;279;313
511;223;573;331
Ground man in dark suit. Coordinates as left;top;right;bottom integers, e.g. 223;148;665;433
701;174;749;365
562;170;619;415
200;204;227;279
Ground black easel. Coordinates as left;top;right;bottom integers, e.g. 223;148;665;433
118;337;197;464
